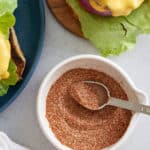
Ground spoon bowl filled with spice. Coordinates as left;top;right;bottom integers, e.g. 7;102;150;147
69;80;150;115
37;54;148;150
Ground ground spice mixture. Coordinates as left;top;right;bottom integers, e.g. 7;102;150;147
69;81;109;110
46;68;132;150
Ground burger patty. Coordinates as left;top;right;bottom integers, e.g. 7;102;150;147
9;28;26;79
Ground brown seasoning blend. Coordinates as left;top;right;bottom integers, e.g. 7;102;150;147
46;68;132;150
69;81;109;110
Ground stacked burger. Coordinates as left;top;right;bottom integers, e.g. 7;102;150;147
0;0;25;96
48;0;150;56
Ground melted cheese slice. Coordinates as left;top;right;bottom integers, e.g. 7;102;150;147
0;32;11;80
106;0;144;16
90;0;144;16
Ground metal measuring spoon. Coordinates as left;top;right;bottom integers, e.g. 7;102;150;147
69;81;150;115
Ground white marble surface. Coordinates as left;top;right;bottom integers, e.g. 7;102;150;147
0;3;150;150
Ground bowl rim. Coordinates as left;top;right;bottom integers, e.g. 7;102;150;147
37;54;149;150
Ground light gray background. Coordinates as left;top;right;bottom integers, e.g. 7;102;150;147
0;3;150;150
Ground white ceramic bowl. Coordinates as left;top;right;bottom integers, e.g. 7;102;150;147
37;54;148;150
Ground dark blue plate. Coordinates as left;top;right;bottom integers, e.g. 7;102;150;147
0;0;45;112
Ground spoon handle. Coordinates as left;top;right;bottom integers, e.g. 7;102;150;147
109;97;150;115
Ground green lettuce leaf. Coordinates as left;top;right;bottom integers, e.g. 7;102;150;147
0;13;15;38
0;0;17;17
126;0;150;34
0;60;19;96
66;0;150;56
0;0;18;96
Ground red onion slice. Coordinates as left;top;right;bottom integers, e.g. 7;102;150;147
79;0;111;16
